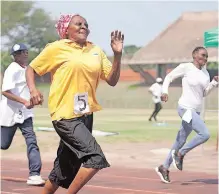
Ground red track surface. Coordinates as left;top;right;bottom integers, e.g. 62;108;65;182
1;159;218;194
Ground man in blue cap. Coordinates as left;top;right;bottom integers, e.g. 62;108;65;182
0;43;45;185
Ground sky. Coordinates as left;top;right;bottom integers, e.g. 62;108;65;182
35;1;218;55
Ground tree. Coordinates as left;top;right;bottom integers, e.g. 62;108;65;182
2;1;59;50
207;62;218;70
1;1;34;37
1;51;13;72
123;45;141;57
1;1;58;55
13;8;59;52
1;1;58;69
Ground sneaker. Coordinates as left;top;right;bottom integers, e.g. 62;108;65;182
155;165;171;184
171;150;184;171
27;175;45;186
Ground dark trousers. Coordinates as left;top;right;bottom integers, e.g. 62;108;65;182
49;114;110;189
149;102;162;121
1;117;42;176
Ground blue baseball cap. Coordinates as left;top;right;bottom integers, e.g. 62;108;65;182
10;43;28;55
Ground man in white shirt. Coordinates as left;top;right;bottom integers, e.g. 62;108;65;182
0;43;45;186
148;77;163;122
155;46;218;184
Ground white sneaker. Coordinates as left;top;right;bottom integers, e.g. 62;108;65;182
27;175;45;186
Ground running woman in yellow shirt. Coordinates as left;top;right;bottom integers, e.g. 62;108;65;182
26;14;124;194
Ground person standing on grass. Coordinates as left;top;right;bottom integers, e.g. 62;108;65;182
148;77;163;122
155;46;218;183
0;43;45;186
26;14;124;194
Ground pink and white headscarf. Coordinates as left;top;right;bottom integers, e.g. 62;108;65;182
55;14;78;39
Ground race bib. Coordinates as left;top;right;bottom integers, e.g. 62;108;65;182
14;109;24;124
74;92;90;114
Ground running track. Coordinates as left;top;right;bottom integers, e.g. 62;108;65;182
1;159;218;194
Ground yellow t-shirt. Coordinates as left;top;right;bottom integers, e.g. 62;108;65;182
30;39;112;121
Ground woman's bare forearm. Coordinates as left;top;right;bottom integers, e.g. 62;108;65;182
2;91;27;105
106;53;122;86
26;66;37;93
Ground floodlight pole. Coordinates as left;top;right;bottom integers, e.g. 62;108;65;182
200;97;206;154
203;28;218;151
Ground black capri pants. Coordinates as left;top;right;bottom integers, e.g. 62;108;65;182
48;114;110;189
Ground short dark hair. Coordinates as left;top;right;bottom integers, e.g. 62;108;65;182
12;50;22;57
192;46;206;55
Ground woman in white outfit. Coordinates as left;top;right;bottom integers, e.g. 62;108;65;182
155;46;218;183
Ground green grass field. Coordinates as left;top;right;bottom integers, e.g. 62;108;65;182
32;82;218;147
3;108;217;173
33;108;218;146
2;81;218;174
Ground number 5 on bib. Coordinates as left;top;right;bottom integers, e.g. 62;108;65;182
74;92;90;114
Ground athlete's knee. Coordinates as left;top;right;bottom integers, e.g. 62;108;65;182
201;131;210;142
43;179;59;194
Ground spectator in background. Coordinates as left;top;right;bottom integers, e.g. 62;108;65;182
0;43;45;186
148;77;163;122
